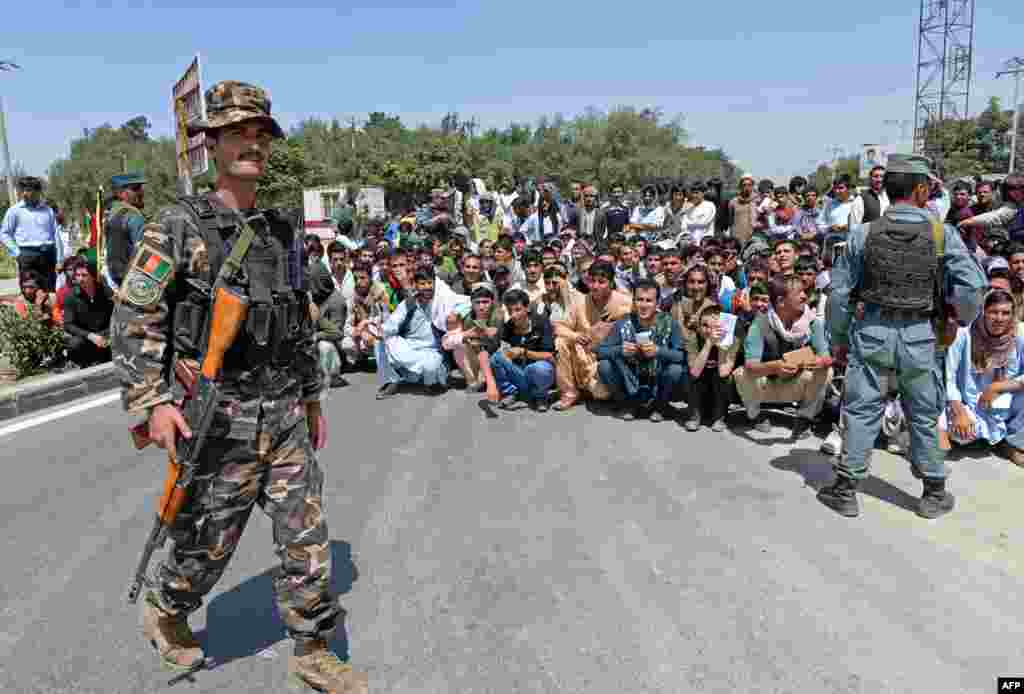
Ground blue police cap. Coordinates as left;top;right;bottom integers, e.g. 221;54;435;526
111;172;147;189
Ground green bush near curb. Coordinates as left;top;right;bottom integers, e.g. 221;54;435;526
0;248;15;280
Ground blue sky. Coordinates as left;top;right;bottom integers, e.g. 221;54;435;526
3;0;1022;182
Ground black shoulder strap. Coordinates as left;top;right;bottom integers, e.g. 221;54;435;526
756;313;779;360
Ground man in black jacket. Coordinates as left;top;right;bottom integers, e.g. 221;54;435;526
63;262;113;366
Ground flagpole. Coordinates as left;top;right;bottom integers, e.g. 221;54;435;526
96;187;105;278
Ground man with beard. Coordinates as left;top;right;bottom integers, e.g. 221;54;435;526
376;268;456;399
946;181;978;229
110;81;367;693
310;242;351;387
342;262;389;368
551;261;632;411
728;175;757;245
597;278;685;421
576;185;604;241
104;172;147;289
657;248;686;306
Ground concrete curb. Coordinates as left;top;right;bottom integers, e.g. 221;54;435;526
0;363;119;422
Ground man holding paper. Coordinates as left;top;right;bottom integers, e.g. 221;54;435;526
733;274;834;438
596;278;686;421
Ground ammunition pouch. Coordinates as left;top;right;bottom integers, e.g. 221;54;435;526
224;291;309;370
172;279;213;358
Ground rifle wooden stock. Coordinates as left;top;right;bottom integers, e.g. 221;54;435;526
158;455;188;524
202;286;249;379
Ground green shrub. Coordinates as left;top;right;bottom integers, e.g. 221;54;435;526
0;305;66;378
0;247;15;280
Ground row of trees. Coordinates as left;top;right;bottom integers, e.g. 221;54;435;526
43;107;740;224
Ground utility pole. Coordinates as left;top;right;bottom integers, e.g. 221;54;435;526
0;60;21;207
121;152;127;174
996;58;1024;173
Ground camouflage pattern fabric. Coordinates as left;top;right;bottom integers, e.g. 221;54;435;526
152;418;339;642
188;80;285;139
110;197;323;421
110;195;336;642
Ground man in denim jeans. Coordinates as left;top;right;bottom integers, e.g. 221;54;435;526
491;288;556;411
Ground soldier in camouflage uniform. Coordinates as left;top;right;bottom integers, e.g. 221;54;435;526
111;81;368;693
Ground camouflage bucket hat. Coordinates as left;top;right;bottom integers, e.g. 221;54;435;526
188;81;285;139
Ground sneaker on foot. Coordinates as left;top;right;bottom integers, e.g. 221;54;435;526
820;426;842;456
499;394;518;410
375;382;400;400
710;418;726;432
684;417;700;432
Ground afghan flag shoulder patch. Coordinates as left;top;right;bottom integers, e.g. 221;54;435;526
133;244;174;284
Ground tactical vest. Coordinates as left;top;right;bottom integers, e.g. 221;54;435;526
859;211;938;313
105;203;139;286
753;313;805;363
172;195;309;371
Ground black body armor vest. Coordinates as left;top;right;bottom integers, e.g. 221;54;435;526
859;212;937;313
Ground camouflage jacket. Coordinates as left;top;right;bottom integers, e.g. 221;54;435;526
110;196;323;440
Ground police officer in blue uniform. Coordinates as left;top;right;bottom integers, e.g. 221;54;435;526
820;154;986;519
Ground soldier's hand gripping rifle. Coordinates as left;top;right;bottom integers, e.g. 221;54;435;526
126;284;250;604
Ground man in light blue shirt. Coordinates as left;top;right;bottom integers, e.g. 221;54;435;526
1;176;63;290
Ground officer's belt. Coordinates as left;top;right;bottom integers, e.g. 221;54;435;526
864;304;932;322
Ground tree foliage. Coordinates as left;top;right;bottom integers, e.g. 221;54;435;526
921;97;1023;179
45;106;739;218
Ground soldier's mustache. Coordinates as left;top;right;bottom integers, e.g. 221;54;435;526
239;152;264;162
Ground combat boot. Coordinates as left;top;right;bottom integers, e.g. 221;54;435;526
141;592;205;671
288;640;368;694
917;478;955;519
816;476;860;517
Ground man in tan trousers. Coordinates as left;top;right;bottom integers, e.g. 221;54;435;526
552;261;633;411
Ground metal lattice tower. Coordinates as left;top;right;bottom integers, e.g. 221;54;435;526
913;0;976;158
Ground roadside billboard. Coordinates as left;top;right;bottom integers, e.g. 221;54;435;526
860;144;887;178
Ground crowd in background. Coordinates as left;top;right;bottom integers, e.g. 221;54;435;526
306;169;1024;464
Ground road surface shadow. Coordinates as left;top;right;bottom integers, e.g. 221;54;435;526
199;539;358;667
770;449;920;514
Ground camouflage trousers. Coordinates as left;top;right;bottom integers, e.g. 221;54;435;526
151;419;339;643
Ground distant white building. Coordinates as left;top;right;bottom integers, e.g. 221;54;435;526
302;185;387;243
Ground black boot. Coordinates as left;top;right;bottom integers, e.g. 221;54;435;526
817;476;860;517
917;478;955;519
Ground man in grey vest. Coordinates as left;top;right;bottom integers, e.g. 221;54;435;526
820;154;986;520
104;172;147;289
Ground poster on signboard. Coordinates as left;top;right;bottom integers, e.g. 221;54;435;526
172;55;208;183
860;144;887;178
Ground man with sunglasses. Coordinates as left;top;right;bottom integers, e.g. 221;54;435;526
103;173;148;290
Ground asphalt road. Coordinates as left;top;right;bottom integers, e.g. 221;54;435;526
1;374;1022;694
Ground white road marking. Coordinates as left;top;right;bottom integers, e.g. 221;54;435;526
0;391;121;439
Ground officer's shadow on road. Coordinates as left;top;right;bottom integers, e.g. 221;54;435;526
199;539;358;668
770;450;920;514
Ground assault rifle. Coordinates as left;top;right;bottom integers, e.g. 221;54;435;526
126;285;249;604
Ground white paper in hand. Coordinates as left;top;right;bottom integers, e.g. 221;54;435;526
717;313;738;348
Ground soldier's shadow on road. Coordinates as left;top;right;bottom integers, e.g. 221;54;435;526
770;450;920;514
198;539;358;667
